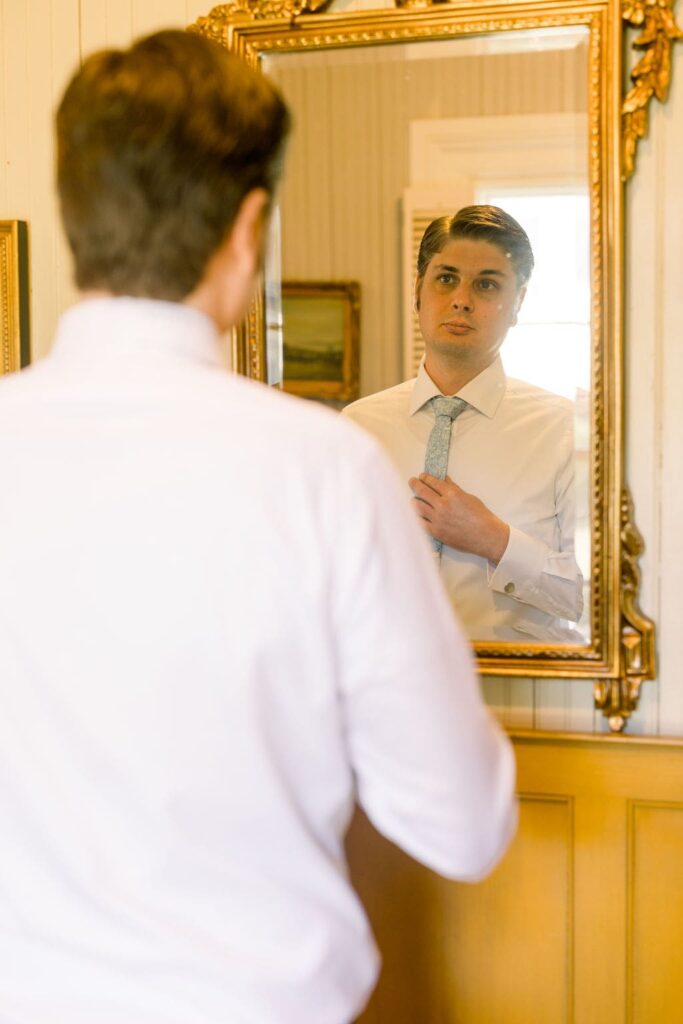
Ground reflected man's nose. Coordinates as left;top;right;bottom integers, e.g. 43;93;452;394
451;285;473;313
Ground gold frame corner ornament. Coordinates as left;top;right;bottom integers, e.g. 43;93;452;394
593;488;656;731
190;0;333;43
622;0;683;180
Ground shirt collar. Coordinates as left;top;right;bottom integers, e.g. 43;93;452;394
49;297;224;368
409;356;507;419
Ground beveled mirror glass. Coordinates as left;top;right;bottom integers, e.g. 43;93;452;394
266;27;592;652
191;0;659;729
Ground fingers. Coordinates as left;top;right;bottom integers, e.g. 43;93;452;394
412;495;432;518
416;473;442;495
423;472;462;492
411;473;462;494
409;475;442;500
411;498;436;536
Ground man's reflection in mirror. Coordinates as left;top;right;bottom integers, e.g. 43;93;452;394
343;205;583;642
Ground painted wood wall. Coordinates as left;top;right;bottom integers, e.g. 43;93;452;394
0;0;681;737
347;733;683;1023
0;1;213;366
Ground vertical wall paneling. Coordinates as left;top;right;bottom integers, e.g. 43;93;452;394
624;103;662;736
0;0;10;214
105;0;135;47
79;1;132;55
484;675;536;731
50;1;81;324
348;735;683;1024
562;678;599;734
131;0;188;38
0;1;30;219
656;43;683;736
440;796;574;1024
186;1;212;25
482;675;508;722
571;768;627;1022
25;0;56;349
79;1;110;55
627;802;683;1023
504;677;536;729
534;679;574;732
532;680;599;734
24;1;78;360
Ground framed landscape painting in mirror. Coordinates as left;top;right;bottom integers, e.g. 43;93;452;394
282;280;360;402
190;0;662;730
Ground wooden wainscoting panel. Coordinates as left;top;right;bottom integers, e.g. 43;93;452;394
347;796;575;1024
346;809;445;1024
628;802;683;1024
439;796;573;1024
347;733;683;1024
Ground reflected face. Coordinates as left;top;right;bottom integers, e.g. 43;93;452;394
416;237;525;368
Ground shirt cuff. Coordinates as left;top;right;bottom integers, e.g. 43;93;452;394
487;526;549;600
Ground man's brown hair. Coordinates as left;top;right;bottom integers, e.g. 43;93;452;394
56;30;290;300
416;205;534;290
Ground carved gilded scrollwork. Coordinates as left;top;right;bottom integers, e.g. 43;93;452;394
622;0;683;179
594;489;656;731
191;0;332;44
394;0;437;9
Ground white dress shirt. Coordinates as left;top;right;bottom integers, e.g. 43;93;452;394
0;299;515;1024
343;358;583;643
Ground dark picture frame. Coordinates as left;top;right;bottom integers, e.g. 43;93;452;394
282;280;360;402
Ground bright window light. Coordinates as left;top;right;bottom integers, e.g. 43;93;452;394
476;189;590;400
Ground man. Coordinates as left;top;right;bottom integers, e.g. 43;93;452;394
0;32;515;1023
344;206;583;643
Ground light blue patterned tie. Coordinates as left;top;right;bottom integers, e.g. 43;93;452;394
424;396;468;554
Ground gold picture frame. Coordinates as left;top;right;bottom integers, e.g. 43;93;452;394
282;280;360;402
0;220;30;375
189;0;671;730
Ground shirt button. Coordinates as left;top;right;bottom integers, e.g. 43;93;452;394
504;581;516;594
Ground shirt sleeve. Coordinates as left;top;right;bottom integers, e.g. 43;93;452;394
487;528;583;621
486;419;584;623
330;429;517;882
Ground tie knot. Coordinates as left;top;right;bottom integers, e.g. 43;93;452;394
431;396;467;421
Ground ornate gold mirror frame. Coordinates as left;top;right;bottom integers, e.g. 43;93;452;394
190;0;680;731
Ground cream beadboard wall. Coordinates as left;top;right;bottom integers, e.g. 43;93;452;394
0;0;681;736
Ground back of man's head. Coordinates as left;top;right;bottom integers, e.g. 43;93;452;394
56;30;290;301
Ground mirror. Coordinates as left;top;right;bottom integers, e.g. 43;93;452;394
191;0;657;729
265;27;591;648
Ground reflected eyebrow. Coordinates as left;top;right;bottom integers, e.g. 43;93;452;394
433;263;506;277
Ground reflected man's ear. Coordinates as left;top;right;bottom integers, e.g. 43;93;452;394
511;284;527;327
413;275;423;313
